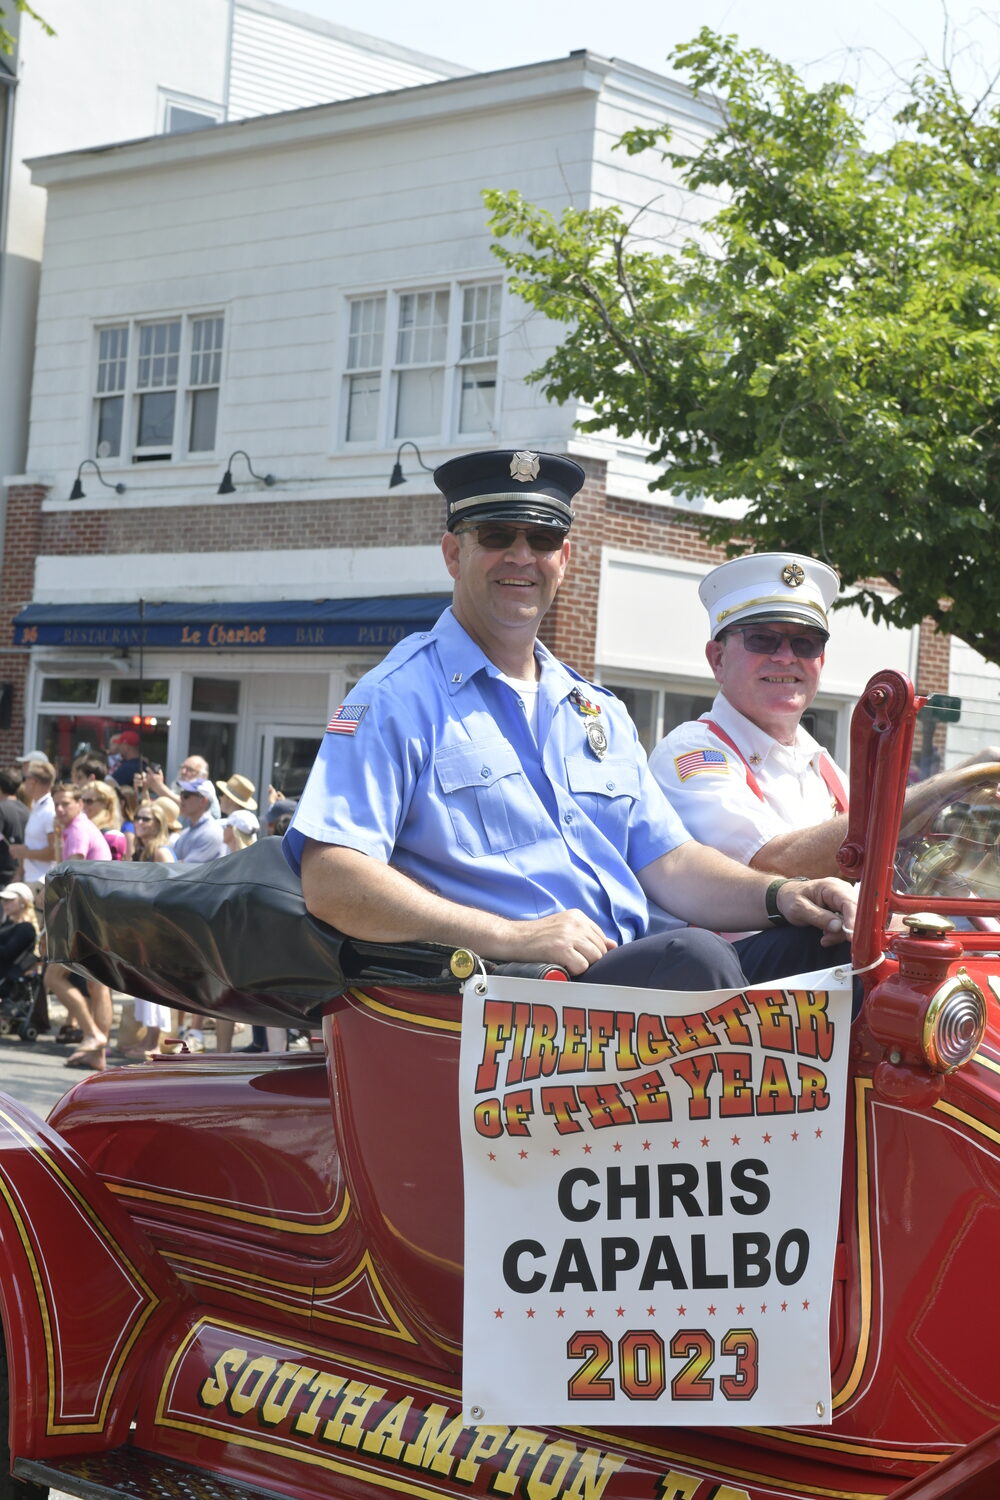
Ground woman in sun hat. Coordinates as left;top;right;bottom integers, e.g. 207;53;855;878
216;774;257;816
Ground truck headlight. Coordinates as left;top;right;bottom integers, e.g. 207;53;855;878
922;970;987;1072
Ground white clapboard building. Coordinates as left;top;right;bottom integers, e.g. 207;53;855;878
2;29;968;790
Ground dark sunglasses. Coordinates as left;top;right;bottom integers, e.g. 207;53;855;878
461;523;564;554
729;625;828;660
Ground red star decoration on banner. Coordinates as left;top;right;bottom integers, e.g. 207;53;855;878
707;1304;717;1316
494;1309;504;1319
550;1147;561;1156
527;1308;536;1319
586;1307;596;1318
518;1149;528;1160
815;1127;823;1138
613;1141;623;1153
760;1303;767;1313
781;1301;788;1312
730;1134;741;1146
583;1144;593;1154
736;1304;745;1315
488;1152;496;1161
556;1308;565;1318
646;1305;656;1317
616;1306;626;1318
802;1299;810;1310
761;1132;772;1144
671;1138;681;1149
791;1131;799;1141
642;1139;652;1151
677;1305;687;1317
700;1136;710;1148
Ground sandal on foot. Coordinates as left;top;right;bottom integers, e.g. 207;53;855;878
56;1024;84;1045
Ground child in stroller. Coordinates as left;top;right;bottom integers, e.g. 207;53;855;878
0;881;47;1042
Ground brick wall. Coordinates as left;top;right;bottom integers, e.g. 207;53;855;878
0;484;47;765
0;468;954;760
914;618;951;696
542;460;954;705
541;456;725;674
38;489;448;557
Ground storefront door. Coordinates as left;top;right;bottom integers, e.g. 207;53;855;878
259;724;323;802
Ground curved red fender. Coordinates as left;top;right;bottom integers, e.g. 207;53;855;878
0;1091;185;1459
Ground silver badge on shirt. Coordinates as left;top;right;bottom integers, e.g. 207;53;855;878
569;687;608;760
586;719;608;760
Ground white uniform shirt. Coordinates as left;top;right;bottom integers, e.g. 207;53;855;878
23;792;55;883
648;692;847;866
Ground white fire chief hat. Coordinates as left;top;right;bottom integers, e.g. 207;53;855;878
700;553;840;640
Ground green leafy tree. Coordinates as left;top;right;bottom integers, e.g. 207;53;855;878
486;29;1000;665
1;1;53;55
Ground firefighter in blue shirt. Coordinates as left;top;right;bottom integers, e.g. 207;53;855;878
285;450;854;988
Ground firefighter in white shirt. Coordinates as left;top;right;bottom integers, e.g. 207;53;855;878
648;553;849;878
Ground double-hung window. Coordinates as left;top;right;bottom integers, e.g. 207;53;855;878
344;296;385;443
342;278;501;446
457;282;501;434
94;313;225;464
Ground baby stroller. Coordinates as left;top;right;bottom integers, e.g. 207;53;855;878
0;944;48;1042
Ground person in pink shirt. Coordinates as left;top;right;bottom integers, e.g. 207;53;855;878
49;782;113;1070
54;783;113;863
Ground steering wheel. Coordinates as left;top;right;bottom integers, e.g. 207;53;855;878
897;761;1000;899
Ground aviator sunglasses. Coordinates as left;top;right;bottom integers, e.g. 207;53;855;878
460;523;565;554
728;625;828;660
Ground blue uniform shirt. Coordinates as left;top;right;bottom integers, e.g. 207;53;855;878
285;608;690;944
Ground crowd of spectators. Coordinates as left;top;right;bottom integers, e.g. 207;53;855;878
0;745;301;1069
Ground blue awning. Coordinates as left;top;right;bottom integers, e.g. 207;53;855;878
13;596;451;650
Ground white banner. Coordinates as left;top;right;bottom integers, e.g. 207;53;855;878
460;968;851;1427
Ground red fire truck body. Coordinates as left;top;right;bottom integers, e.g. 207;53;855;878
0;668;997;1500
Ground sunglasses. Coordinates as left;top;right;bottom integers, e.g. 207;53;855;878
728;626;828;660
134;814;155;823
461;523;564;554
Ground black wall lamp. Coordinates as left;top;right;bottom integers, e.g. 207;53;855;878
69;459;126;500
218;450;277;494
389;441;435;488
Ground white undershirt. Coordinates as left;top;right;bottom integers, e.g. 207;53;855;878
499;672;541;737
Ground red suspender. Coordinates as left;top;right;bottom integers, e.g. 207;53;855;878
816;755;849;813
701;719;848;812
702;719;764;801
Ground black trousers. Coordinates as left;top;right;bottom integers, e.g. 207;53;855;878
575;925;850;991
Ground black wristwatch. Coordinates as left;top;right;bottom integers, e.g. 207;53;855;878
764;875;806;926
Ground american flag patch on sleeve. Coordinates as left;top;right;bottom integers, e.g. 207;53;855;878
674;748;729;781
326;703;368;735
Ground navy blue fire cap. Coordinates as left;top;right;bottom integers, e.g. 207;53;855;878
435;448;584;533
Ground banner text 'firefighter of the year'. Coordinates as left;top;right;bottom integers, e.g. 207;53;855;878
459;970;851;1427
